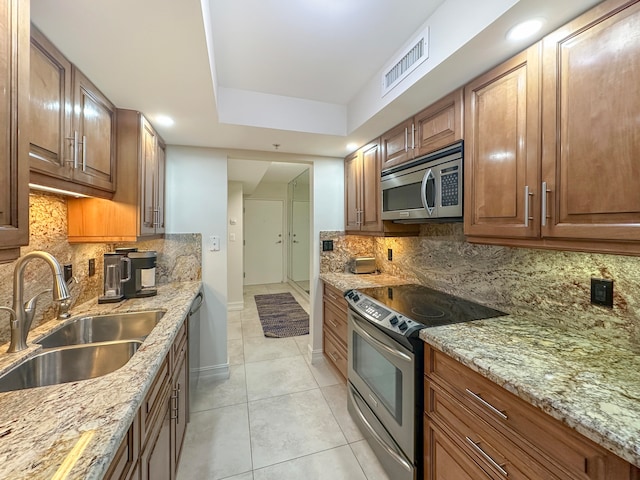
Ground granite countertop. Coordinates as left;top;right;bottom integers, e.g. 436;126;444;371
321;272;640;468
0;280;202;480
420;316;640;469
319;272;413;291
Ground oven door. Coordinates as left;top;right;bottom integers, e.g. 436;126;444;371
347;310;416;461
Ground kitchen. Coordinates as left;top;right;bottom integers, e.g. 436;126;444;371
0;0;639;479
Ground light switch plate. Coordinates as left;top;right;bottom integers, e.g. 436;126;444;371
209;235;220;252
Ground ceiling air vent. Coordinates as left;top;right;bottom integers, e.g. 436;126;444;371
382;27;429;97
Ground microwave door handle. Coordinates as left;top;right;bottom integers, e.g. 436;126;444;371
421;168;435;215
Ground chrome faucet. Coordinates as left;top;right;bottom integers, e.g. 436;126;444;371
5;251;71;353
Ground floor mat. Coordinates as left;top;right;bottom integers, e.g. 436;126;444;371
254;292;309;338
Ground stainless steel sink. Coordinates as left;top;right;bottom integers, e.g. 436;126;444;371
36;310;165;348
0;340;142;392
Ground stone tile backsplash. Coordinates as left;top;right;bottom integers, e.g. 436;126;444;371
0;192;201;346
321;224;640;349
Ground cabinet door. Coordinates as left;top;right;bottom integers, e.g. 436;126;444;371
414;89;463;158
464;45;541;239
344;151;361;231
381;119;413;170
141;397;172;480
29;26;72;179
0;0;29;261
541;0;640;242
140;117;157;236
156;141;166;234
72;68;116;192
360;141;382;232
172;352;188;471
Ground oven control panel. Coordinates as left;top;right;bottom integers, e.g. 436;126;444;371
344;289;423;337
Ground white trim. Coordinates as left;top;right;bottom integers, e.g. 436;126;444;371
196;363;230;381
227;301;244;311
308;344;325;365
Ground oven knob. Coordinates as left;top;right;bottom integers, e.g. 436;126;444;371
398;321;408;331
353;294;360;302
389;316;399;325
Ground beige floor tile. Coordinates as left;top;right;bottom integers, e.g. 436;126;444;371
241;319;264;338
228;310;243;322
228;338;244;366
245;356;317;401
192;365;247;412
248;389;347;469
177;403;252;480
293;335;309;355
321;383;364;443
307;357;344;388
219;473;253;480
227;319;243;340
243;336;301;363
350;440;391;480
253;445;366;480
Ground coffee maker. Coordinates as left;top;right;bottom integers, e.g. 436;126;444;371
98;252;131;303
117;248;158;299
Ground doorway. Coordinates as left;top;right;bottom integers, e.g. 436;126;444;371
243;199;284;285
287;170;310;293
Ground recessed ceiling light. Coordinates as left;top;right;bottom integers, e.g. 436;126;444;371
155;114;175;127
506;18;544;41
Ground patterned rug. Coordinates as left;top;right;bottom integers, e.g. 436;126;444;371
254;292;309;338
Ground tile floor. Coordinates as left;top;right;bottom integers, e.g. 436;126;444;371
177;283;390;480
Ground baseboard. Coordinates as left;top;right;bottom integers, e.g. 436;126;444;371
196;363;230;381
308;344;325;364
287;280;310;300
227;301;244;311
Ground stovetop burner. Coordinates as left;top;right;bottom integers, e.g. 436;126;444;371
355;284;506;328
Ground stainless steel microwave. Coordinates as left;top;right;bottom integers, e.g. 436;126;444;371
381;142;463;222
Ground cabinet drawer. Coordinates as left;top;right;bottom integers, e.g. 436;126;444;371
426;346;631;480
323;301;347;345
426;379;558;480
323;283;347;313
323;330;347;380
104;413;139;480
141;357;170;440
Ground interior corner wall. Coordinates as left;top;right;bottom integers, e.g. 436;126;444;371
165;145;229;379
227;181;244;310
310;158;345;358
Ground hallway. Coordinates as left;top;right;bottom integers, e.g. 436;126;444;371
176;283;390;480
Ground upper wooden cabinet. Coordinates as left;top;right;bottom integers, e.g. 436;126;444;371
541;0;640;245
381;88;464;171
464;45;541;239
28;25;116;198
67;110;166;242
345;140;383;233
0;0;29;262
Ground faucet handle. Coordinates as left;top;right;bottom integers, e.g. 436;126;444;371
24;289;52;324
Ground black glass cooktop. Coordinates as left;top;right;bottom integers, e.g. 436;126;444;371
357;284;506;328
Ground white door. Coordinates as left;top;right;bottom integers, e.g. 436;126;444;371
244;199;284;285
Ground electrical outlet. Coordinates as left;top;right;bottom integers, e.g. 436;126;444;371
590;278;613;308
322;240;334;252
88;258;96;277
388;248;393;261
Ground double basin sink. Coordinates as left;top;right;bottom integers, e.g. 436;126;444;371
0;310;165;393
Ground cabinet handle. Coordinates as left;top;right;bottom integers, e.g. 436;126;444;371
73;131;79;169
411;123;415;150
171;386;179;421
81;135;87;171
329;320;338;328
465;388;508;420
327;293;337;301
465;436;508;477
524;185;533;227
541;181;549;227
329;351;340;362
404;128;408;152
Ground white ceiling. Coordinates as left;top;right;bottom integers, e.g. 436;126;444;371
30;0;602;184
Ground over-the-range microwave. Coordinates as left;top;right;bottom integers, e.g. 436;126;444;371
381;141;463;222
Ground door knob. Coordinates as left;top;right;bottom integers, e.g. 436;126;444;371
276;240;282;244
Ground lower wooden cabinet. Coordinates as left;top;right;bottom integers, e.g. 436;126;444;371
322;283;348;380
424;345;638;480
106;316;189;480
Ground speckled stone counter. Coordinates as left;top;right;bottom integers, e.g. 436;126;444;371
319;272;413;292
419;316;640;468
0;280;202;480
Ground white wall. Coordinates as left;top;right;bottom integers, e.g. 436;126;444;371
166;146;229;380
308;159;345;360
227;181;244;310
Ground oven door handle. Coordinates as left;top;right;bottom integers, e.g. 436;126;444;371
350;314;412;363
348;384;413;473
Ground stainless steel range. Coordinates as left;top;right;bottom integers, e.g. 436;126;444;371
344;284;505;480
